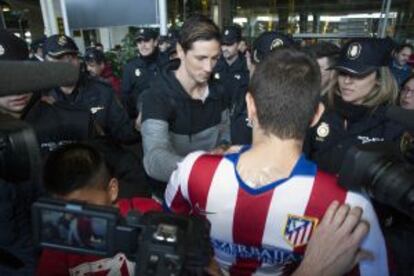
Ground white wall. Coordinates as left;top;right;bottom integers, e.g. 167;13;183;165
110;26;129;48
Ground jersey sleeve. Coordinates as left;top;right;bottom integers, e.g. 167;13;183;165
345;192;389;276
36;249;70;276
163;151;206;214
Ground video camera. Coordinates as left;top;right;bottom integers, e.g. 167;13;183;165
0;61;79;183
32;198;212;276
338;132;414;220
0;113;41;183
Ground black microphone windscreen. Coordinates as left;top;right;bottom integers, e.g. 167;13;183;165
0;61;79;96
386;105;414;130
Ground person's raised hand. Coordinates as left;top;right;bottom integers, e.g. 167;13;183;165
293;201;374;276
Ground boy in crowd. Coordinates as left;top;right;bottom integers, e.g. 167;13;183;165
37;143;162;275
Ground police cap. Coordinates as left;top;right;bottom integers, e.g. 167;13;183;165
84;47;105;64
252;31;295;63
333;38;391;76
167;29;180;43
222;25;242;45
43;34;79;58
135;28;158;42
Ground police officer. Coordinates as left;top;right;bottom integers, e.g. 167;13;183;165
43;34;139;144
304;38;403;174
305;38;414;275
121;28;165;119
84;47;121;96
213;25;250;144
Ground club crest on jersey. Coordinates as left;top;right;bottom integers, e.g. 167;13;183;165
135;68;141;77
214;72;220;80
283;214;318;248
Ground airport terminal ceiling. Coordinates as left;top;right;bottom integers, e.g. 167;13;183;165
230;0;414;40
235;0;409;13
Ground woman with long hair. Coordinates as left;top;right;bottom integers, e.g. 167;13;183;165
305;38;403;174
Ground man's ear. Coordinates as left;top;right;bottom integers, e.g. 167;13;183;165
310;102;325;127
245;92;258;122
154;38;159;47
107;178;119;203
176;43;185;60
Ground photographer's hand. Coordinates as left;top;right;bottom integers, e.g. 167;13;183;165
293;201;374;276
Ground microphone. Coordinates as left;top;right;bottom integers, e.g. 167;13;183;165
386;105;414;130
0;61;79;96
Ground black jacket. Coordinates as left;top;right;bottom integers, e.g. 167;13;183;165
121;50;167;118
141;66;230;182
213;54;249;104
49;74;139;144
213;54;251;144
304;97;404;174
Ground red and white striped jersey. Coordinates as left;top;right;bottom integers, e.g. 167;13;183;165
164;149;389;276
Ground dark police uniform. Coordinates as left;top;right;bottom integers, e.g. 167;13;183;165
43;34;139;144
48;75;139;143
304;96;404;174
121;28;166;118
214;26;251;144
304;38;403;174
214;54;250;144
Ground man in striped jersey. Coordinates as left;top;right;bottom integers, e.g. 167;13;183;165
164;47;389;275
